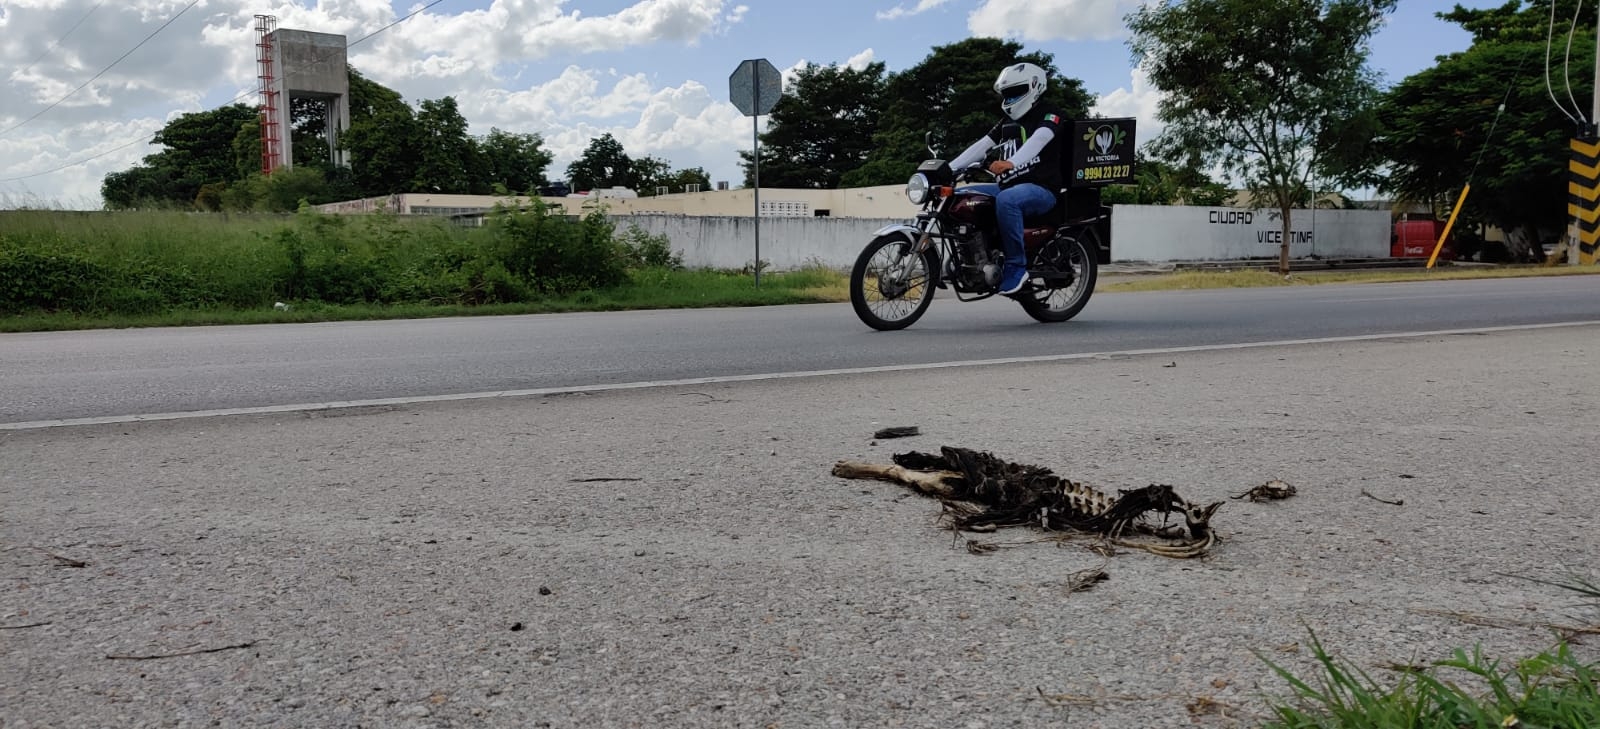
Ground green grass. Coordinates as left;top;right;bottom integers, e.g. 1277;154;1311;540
0;266;843;332
1258;574;1600;728
1256;633;1600;729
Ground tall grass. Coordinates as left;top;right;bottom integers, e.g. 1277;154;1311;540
0;206;846;331
0;204;695;318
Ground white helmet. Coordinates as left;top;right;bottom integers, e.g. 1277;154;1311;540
995;62;1047;120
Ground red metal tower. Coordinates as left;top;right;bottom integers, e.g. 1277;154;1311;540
255;14;282;175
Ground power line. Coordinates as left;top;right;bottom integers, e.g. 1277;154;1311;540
11;1;107;81
349;0;452;49
1561;0;1588;124
0;0;452;184
1547;0;1581;124
0;135;153;183
0;0;200;139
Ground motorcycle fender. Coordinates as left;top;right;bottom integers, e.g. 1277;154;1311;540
871;223;921;239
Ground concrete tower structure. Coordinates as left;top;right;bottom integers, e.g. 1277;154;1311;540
256;17;350;173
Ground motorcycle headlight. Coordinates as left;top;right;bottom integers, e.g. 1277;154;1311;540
905;173;930;205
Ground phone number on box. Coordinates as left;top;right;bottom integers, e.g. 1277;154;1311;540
1079;165;1131;181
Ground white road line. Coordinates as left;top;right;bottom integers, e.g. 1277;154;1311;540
4;320;1598;432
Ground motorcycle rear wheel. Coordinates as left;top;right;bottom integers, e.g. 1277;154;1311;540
850;234;938;331
1018;228;1097;323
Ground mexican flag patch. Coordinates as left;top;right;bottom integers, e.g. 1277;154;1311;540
1044;113;1061;124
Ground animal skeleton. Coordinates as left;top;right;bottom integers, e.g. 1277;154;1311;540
832;446;1223;558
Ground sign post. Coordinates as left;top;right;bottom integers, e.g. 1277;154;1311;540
728;58;783;286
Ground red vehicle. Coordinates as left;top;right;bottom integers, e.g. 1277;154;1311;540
1392;219;1454;260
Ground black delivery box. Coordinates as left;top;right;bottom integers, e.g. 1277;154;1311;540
1067;117;1137;188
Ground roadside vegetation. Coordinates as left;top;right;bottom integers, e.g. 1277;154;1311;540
1256;573;1600;728
3;206;1596;333
0;206;841;333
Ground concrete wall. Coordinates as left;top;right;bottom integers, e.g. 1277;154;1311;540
1110;205;1389;262
615;205;1391;270
612;215;906;270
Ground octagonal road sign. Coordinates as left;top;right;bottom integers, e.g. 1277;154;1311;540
729;58;782;117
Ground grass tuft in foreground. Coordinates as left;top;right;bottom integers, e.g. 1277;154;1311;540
1257;626;1599;729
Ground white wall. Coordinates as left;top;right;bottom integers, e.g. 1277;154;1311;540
612;215;907;271
1109;205;1389;262
613;205;1391;270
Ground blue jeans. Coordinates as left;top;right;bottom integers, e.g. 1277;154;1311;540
961;182;1056;270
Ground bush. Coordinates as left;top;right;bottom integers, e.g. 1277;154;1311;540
0;243;114;313
616;224;684;270
489;199;629;294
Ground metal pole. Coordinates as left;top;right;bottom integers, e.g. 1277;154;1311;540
1587;1;1599;265
753;81;762;286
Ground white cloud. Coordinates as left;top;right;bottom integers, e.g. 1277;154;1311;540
0;0;743;206
1090;64;1163;149
845;48;877;71
780;58;809;88
877;0;953;21
531;80;751;186
968;0;1144;41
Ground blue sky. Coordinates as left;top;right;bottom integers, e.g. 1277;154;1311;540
0;0;1512;208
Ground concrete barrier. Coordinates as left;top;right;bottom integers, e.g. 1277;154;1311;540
1108;205;1389;262
611;205;1390;270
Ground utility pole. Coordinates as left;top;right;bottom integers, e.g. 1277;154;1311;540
1566;5;1600;267
1588;1;1600;265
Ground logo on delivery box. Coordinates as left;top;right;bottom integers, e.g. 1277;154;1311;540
1069;118;1136;187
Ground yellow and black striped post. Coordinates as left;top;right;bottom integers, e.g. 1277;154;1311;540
1569;136;1600;265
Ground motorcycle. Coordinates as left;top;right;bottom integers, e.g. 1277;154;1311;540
848;144;1108;331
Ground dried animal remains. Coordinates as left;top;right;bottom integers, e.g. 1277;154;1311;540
832;446;1223;558
1231;479;1296;502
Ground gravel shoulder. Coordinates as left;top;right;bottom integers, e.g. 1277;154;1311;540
3;326;1597;728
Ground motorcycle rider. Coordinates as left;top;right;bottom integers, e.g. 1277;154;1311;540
948;62;1066;295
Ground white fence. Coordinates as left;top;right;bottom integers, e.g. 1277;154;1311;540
611;205;1390;270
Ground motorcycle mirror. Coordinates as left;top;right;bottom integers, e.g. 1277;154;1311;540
924;131;937;157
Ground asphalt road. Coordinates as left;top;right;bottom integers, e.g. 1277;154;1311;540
3;325;1597;727
2;275;1597;425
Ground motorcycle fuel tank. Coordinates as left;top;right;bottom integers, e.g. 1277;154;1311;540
947;191;993;224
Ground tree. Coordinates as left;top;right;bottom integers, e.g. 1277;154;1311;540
1128;0;1397;274
567;133;635;191
479;128;553;195
1102;152;1234;206
845;38;1094;187
1440;0;1586;44
1373;3;1590;261
342;102;421;196
100;104;259;209
290;96;331;167
737;62;887;188
631;155;674;195
633;157;712;195
412;97;481;193
664;166;711;193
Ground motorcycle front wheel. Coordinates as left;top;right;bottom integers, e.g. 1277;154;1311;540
1018;228;1098;323
850;234;937;331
